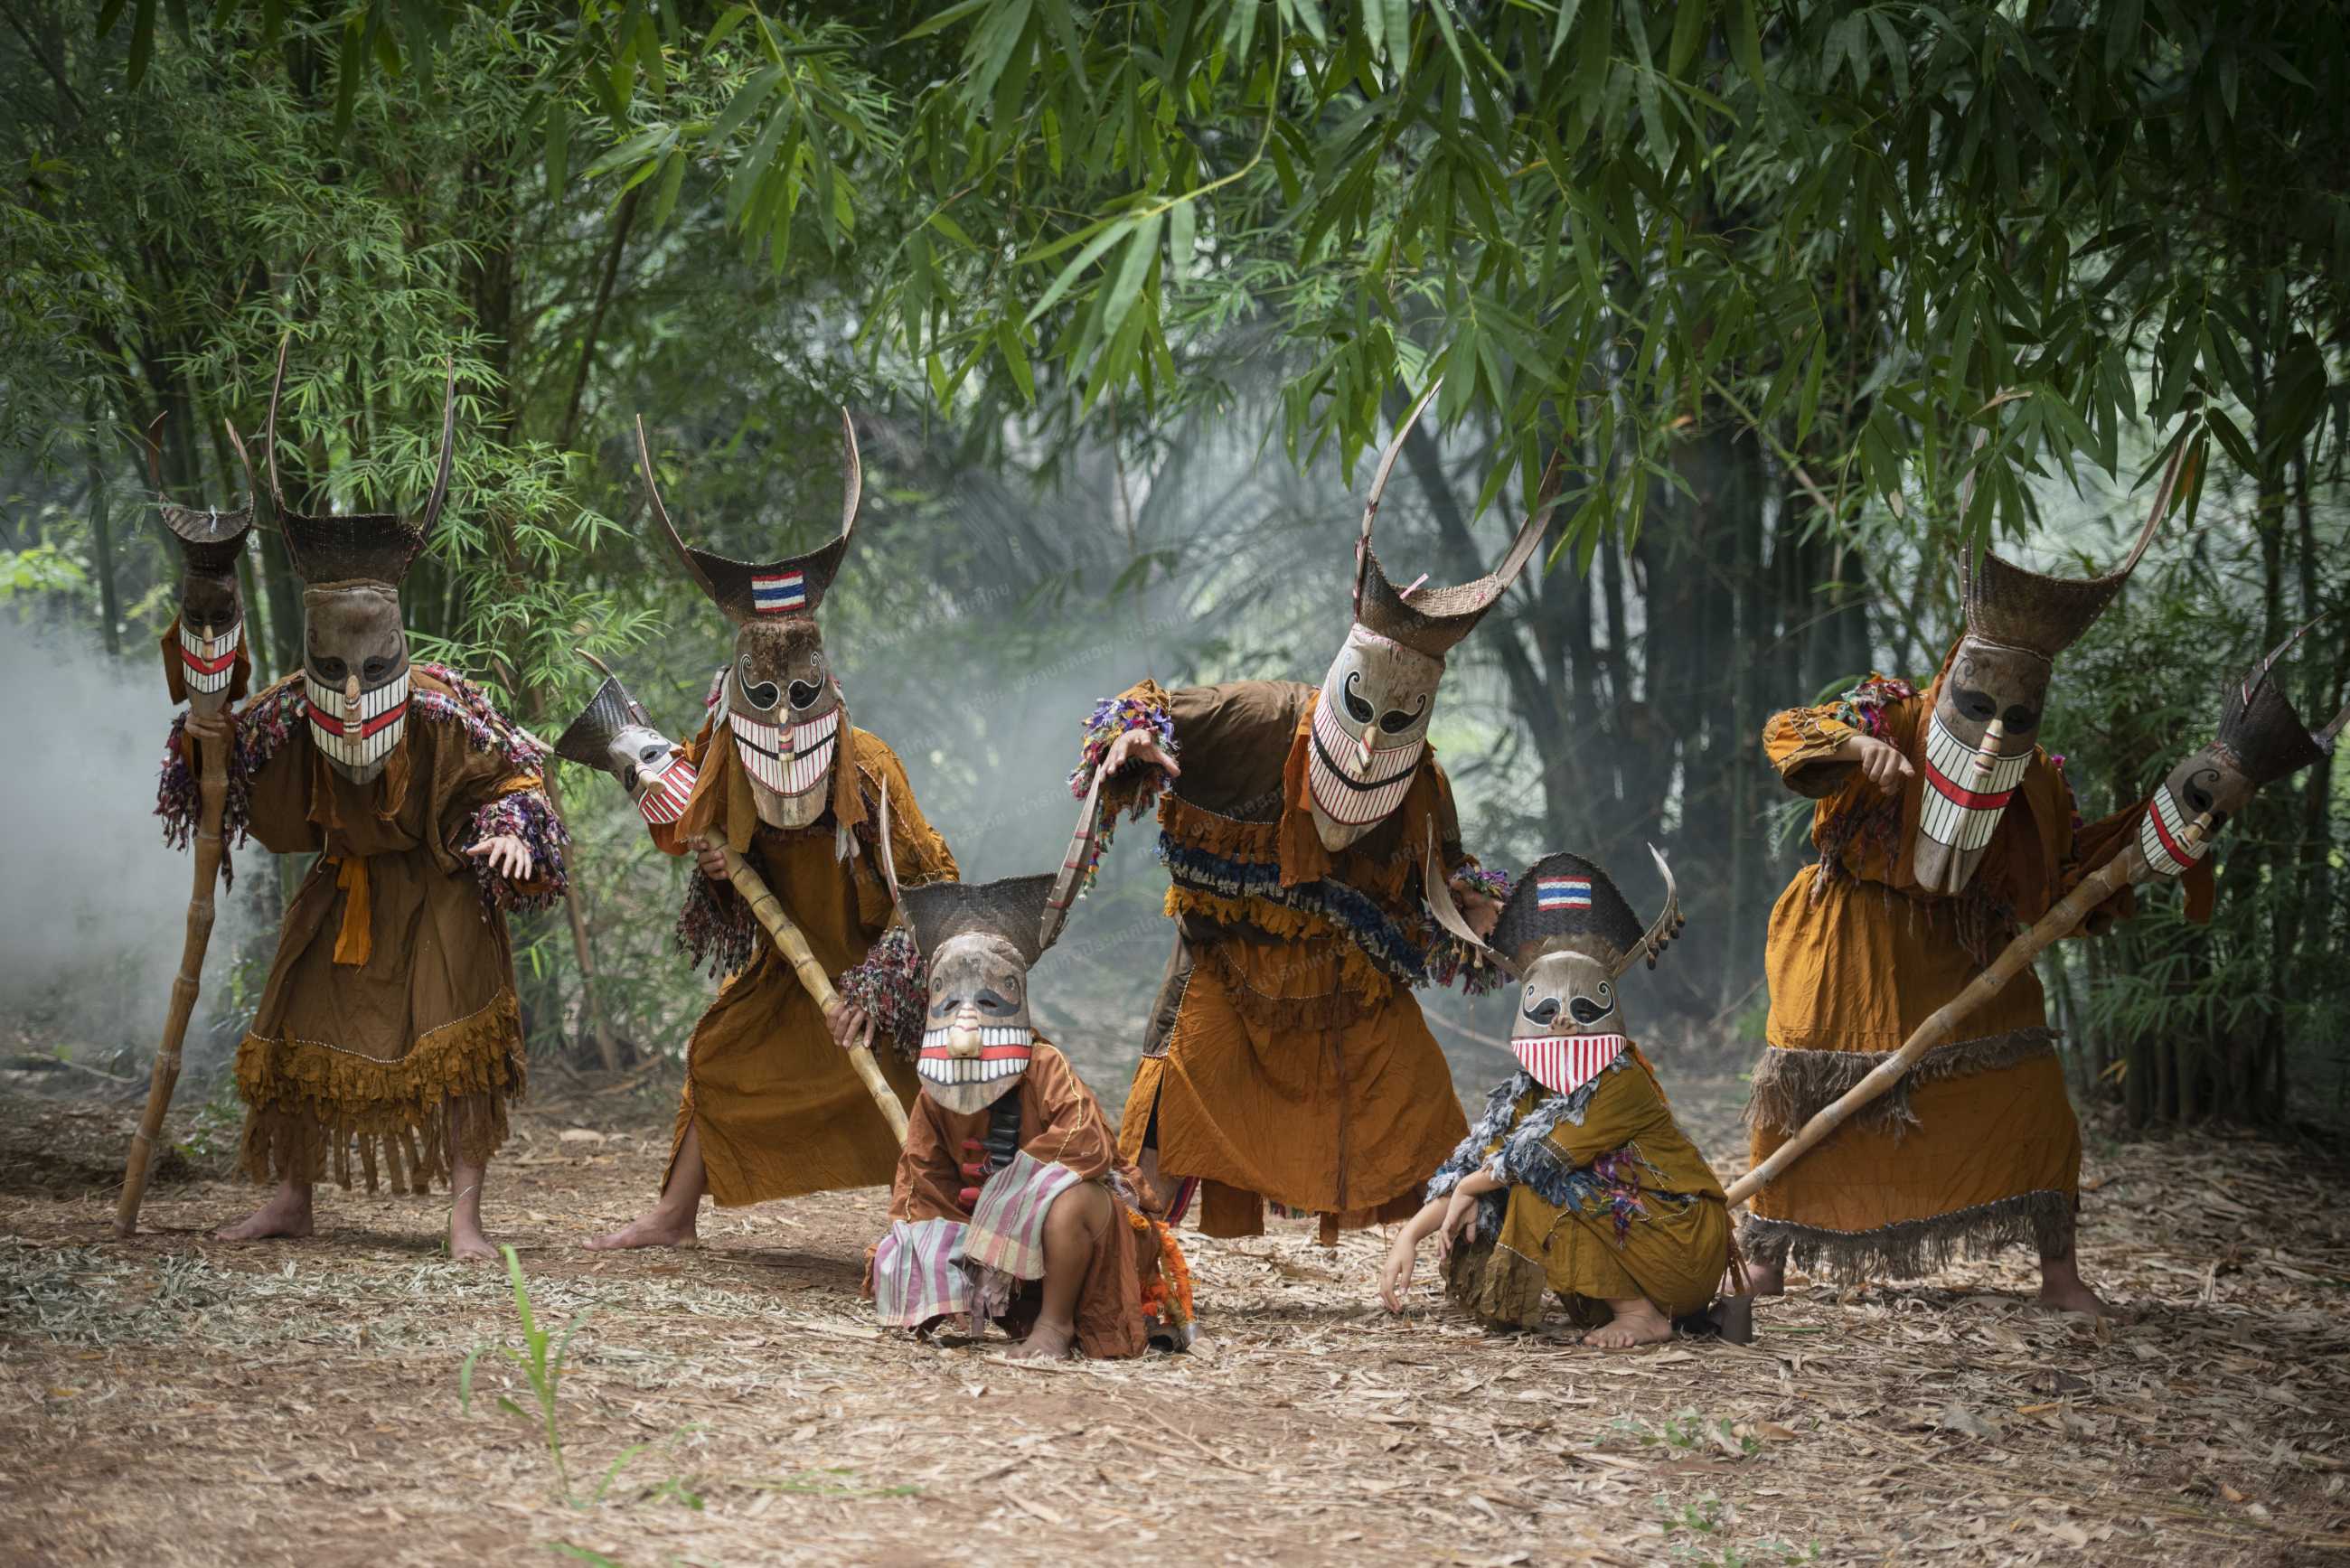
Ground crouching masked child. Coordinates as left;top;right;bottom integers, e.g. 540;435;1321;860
865;783;1197;1360
1378;838;1740;1347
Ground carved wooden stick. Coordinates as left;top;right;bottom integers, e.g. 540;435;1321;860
700;834;907;1144
1725;828;2190;1209
116;729;229;1235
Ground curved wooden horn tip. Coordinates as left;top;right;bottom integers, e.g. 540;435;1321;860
1361;377;1443;538
221;418;257;510
2116;435;2187;577
265;331;292;503
2318;699;2350;750
874;777;903;911
837;406;862;537
632;414;712;590
574;647;619;681
418;361;459;535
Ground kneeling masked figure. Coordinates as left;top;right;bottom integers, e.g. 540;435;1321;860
866;782;1198;1359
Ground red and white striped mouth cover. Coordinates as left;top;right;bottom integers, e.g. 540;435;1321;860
2138;782;2205;878
634;752;699;825
305;669;409;774
1919;710;2031;854
177;620;241;695
1511;1031;1628;1096
916;1025;1035;1087
1306;690;1424;826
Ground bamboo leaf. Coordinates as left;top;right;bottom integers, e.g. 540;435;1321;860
711;63;783;143
543;96;569;198
647;147;687;230
1097;211;1164;351
1168;195;1196;277
1024;216;1135;324
996;318;1037;404
127;0;157;87
901;0;992;41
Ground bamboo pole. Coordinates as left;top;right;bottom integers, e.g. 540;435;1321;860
1725;824;2199;1210
700;834;907;1144
115;729;229;1235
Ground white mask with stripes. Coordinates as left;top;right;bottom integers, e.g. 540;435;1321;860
2138;782;2207;878
728;704;841;826
177;618;241;699
1509;949;1630;1094
1915;709;2031;884
1306;625;1442;850
606;726;697;827
916;934;1035;1114
305;666;410;782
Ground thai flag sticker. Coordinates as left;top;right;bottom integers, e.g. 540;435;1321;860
1537;877;1593;911
750;569;807;614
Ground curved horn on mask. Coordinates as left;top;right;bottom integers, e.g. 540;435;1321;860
1039;769;1106;954
2242;615;2320;709
1424;821;1517;981
416;360;459;538
221;418;256;509
143;411;167;492
874;776;906;927
265;331;291;508
1614;843;1685;977
837;405;862;538
633;415;725;609
1354;379;1443;618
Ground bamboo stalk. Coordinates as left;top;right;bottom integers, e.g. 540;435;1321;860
701;835;907;1144
115;730;228;1235
1725;830;2185;1210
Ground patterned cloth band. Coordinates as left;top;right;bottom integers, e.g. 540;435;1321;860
1535;876;1593;911
728;705;839;797
750;568;808;614
177;620;241;695
916;1026;1034;1086
1510;1031;1627;1096
635;753;699;825
871;1216;974;1328
1919;711;2030;854
954;1151;1084;1285
1306;690;1423;826
2138;782;2204;878
305;669;409;772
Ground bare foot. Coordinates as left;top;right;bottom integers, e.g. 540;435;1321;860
1007;1319;1077;1360
449;1225;499;1263
2037;1276;2117;1317
584;1209;698;1251
213;1188;314;1242
1582;1297;1674;1349
1743;1259;1785;1299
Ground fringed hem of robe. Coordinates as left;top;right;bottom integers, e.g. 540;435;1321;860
1739;1188;2075;1282
234;988;525;1191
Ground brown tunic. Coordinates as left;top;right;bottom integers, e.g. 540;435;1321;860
884;1041;1170;1359
204;666;560;1191
1096;680;1476;1241
651;720;956;1207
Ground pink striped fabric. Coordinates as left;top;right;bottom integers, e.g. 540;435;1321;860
1511;1032;1628;1095
954;1151;1086;1282
871;1217;973;1327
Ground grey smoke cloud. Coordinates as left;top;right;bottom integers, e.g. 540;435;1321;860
0;617;251;1075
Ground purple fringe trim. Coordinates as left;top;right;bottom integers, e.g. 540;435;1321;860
1828;674;1916;738
463;789;571;913
676;868;758;978
413;662;551;776
1068;691;1179;877
836;925;926;1061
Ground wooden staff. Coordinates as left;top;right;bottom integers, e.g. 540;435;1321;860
116;726;229;1235
699;831;907;1143
1725;822;2204;1209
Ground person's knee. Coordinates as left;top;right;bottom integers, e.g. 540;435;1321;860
1048;1179;1114;1242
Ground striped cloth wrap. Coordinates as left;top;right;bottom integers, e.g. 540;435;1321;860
953;1150;1087;1326
871;1217;975;1328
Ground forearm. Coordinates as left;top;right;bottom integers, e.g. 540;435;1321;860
1452;1169;1504;1197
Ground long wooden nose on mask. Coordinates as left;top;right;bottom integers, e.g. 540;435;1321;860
946;1005;984;1058
1971;718;2009;776
343;671;362;729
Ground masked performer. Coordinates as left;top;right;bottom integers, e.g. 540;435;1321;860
587;416;956;1251
1741;496;2189;1314
1380;843;1731;1347
159;349;567;1258
866;785;1197;1359
1073;387;1547;1243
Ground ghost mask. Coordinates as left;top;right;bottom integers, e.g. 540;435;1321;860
636;412;860;833
1427;834;1683;1097
266;336;455;785
551;656;700;827
150;412;256;714
1913;444;2181;895
1311;380;1560;851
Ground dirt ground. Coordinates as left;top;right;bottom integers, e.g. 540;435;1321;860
1;1069;2346;1568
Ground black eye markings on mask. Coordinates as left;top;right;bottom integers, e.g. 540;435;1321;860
1522;995;1560;1024
1569;995;1616;1025
1342;669;1374;723
2000;704;2040;733
314;657;348;681
640;744;666;764
789;680;823;709
1954;684;1997;722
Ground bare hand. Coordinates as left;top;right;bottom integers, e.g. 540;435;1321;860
823;996;876;1054
695;844;729;880
183;709;232;746
1842;733;1915;788
1434;1188;1480;1265
465;833;533;882
1450;883;1502;939
1102;728;1180;781
1377;1234;1419;1313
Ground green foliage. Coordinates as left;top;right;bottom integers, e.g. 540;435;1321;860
459;1243;593;1501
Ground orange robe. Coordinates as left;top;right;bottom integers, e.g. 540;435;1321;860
157;665;565;1191
879;1041;1189;1358
1089;680;1480;1242
652;719;956;1207
1743;663;2194;1278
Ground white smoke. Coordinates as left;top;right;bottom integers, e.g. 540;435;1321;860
0;617;253;1075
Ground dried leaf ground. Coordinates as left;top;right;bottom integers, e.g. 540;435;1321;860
1;1074;2345;1567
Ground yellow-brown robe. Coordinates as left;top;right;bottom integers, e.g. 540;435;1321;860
1082;680;1486;1242
651;716;956;1207
155;664;569;1191
1434;1048;1730;1328
871;1041;1192;1358
1744;662;2208;1279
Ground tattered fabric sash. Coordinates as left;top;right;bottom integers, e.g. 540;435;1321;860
328;854;372;966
